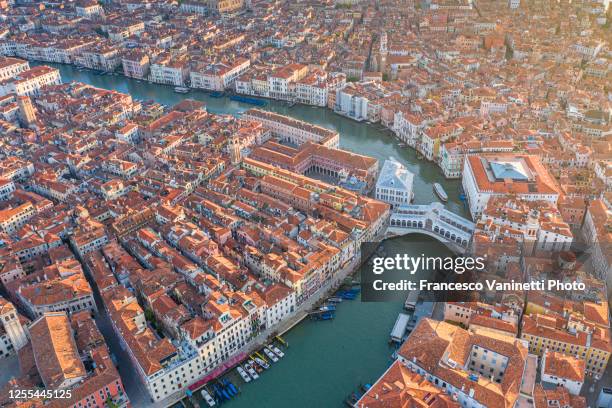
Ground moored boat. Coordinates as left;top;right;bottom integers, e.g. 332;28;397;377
269;344;284;358
201;389;216;406
254;357;270;369
433;183;448;202
229;94;267;106
174;86;190;94
237;366;251;383
263;347;279;363
245;362;259;379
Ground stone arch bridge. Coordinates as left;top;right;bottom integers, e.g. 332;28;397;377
386;202;475;254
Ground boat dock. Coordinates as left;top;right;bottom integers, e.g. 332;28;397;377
229;94;267;106
404;290;419;311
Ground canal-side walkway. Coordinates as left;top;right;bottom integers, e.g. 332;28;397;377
154;254;364;408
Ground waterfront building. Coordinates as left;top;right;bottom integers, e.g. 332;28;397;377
258;284;296;328
392;110;432;148
335;82;390;122
398;319;536;408
439;140;514;179
294;69;330;107
375;159;414;208
462;154;561;219
190;58;250;91
0;65;61;97
122;51;150;80
355;360;460;408
150;53;190;87
235;64;314;104
248;140;378;191
268;64;309;101
103;287;202;402
241;109;340;148
0;56;29;81
74;45;122;72
397;318;536;408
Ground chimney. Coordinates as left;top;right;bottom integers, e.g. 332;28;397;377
469;388;475;398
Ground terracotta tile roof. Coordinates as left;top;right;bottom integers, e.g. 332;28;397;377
399;319;527;408
533;384;586;408
543;351;585;383
29;312;86;389
356;360;460;408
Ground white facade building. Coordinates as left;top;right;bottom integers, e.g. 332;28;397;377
462;155;560;219
241;109;339;148
541;350;584;395
375;159;414;207
0;65;61;97
190;58;250;91
0;57;29;81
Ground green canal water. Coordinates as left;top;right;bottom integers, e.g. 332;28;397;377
43;63;463;407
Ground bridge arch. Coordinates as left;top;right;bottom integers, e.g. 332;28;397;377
387;203;475;254
385;227;468;254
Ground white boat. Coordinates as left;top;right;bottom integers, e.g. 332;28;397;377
237;366;251;383
433;183;448;202
263;347;279;362
174;86;190;94
254;357;269;369
245;363;259;379
269;344;284;358
201;389;216;407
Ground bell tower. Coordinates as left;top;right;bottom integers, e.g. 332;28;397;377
0;299;28;351
229;136;242;165
379;32;388;73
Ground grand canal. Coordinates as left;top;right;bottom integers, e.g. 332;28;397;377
43;63;463;407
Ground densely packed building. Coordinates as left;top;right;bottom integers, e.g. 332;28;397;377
0;63;389;403
0;0;609;406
